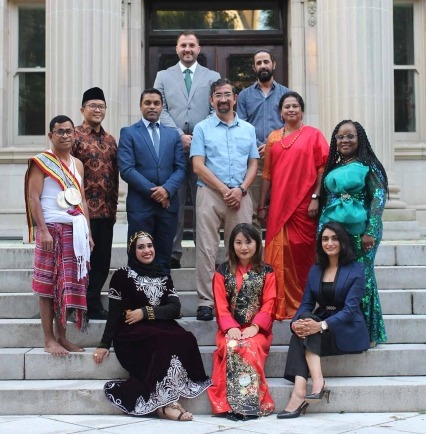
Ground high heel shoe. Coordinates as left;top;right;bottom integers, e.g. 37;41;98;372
277;401;309;419
305;381;331;403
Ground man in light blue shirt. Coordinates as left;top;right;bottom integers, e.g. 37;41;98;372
190;78;259;320
237;50;290;232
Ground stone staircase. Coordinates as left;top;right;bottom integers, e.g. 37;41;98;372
0;241;426;415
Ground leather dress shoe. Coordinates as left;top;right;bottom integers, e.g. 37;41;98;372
305;381;331;403
196;306;213;321
277;401;309;419
170;257;181;269
88;308;109;320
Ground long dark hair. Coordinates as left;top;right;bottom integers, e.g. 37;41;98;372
320;120;388;208
228;223;263;273
316;222;355;269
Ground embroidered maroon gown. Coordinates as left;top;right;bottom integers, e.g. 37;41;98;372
99;267;211;415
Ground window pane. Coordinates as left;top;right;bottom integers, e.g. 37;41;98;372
227;54;256;93
394;70;415;132
154;9;280;31
18;73;45;135
19;7;45;68
393;4;414;65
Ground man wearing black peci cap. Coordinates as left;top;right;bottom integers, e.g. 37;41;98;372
72;87;119;320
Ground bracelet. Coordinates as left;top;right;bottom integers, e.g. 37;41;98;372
251;323;259;331
146;306;155;320
257;206;267;211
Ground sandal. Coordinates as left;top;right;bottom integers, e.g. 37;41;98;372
157;402;193;421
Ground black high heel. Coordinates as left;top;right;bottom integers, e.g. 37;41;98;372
305;381;331;403
277;401;309;419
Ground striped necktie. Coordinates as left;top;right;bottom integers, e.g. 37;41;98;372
149;122;160;156
184;69;192;95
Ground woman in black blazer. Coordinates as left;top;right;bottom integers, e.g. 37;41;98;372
277;222;370;419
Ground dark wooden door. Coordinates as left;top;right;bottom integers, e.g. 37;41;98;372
148;45;285;92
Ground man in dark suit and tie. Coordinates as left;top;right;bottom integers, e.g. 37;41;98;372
154;31;220;269
118;88;186;273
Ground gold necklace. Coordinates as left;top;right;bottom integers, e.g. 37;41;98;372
281;123;303;149
341;156;355;164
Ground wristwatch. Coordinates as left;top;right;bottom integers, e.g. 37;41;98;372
238;186;247;196
321;321;328;333
311;193;320;200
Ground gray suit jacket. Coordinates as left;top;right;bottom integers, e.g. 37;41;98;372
154;63;220;136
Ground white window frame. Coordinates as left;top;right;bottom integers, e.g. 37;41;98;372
8;1;45;146
393;0;425;146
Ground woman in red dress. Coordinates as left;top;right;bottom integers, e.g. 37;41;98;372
208;223;277;421
258;91;329;320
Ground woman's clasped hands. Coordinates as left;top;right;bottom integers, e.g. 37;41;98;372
226;325;259;340
291;318;321;338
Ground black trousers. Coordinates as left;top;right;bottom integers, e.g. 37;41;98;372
87;218;114;313
284;312;342;383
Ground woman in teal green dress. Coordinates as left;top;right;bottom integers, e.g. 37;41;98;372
319;120;388;347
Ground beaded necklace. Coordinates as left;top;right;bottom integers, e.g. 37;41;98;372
340;156;356;165
280;123;304;149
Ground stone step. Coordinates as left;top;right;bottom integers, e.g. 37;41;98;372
0;377;425;415
2;344;425;381
0;316;424;348
2;265;426;293
2;289;425;319
1;242;426;270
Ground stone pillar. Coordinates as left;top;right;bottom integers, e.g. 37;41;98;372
46;0;128;240
316;0;420;238
317;0;404;208
46;0;121;138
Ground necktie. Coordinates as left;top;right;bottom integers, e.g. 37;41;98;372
184;69;192;95
149;122;160;156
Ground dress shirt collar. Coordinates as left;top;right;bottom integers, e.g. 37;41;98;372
179;61;198;74
254;80;277;91
79;119;106;136
212;111;240;127
141;117;161;128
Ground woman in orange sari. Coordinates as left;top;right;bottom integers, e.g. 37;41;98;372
258;92;329;320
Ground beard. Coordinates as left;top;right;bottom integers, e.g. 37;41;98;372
256;68;273;83
217;103;231;114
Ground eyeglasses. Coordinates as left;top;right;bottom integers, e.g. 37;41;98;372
85;104;107;111
212;92;233;99
53;129;75;137
335;133;357;141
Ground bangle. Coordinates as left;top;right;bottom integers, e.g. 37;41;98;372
257;206;267;211
251;323;259;331
146;306;155;320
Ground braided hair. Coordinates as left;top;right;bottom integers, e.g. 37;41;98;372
320;120;388;208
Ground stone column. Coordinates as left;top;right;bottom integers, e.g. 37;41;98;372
46;0;121;138
316;0;420;238
317;0;404;208
46;0;128;239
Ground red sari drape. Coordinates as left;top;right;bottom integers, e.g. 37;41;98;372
263;126;329;320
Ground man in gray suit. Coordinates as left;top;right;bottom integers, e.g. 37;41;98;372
154;31;220;269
